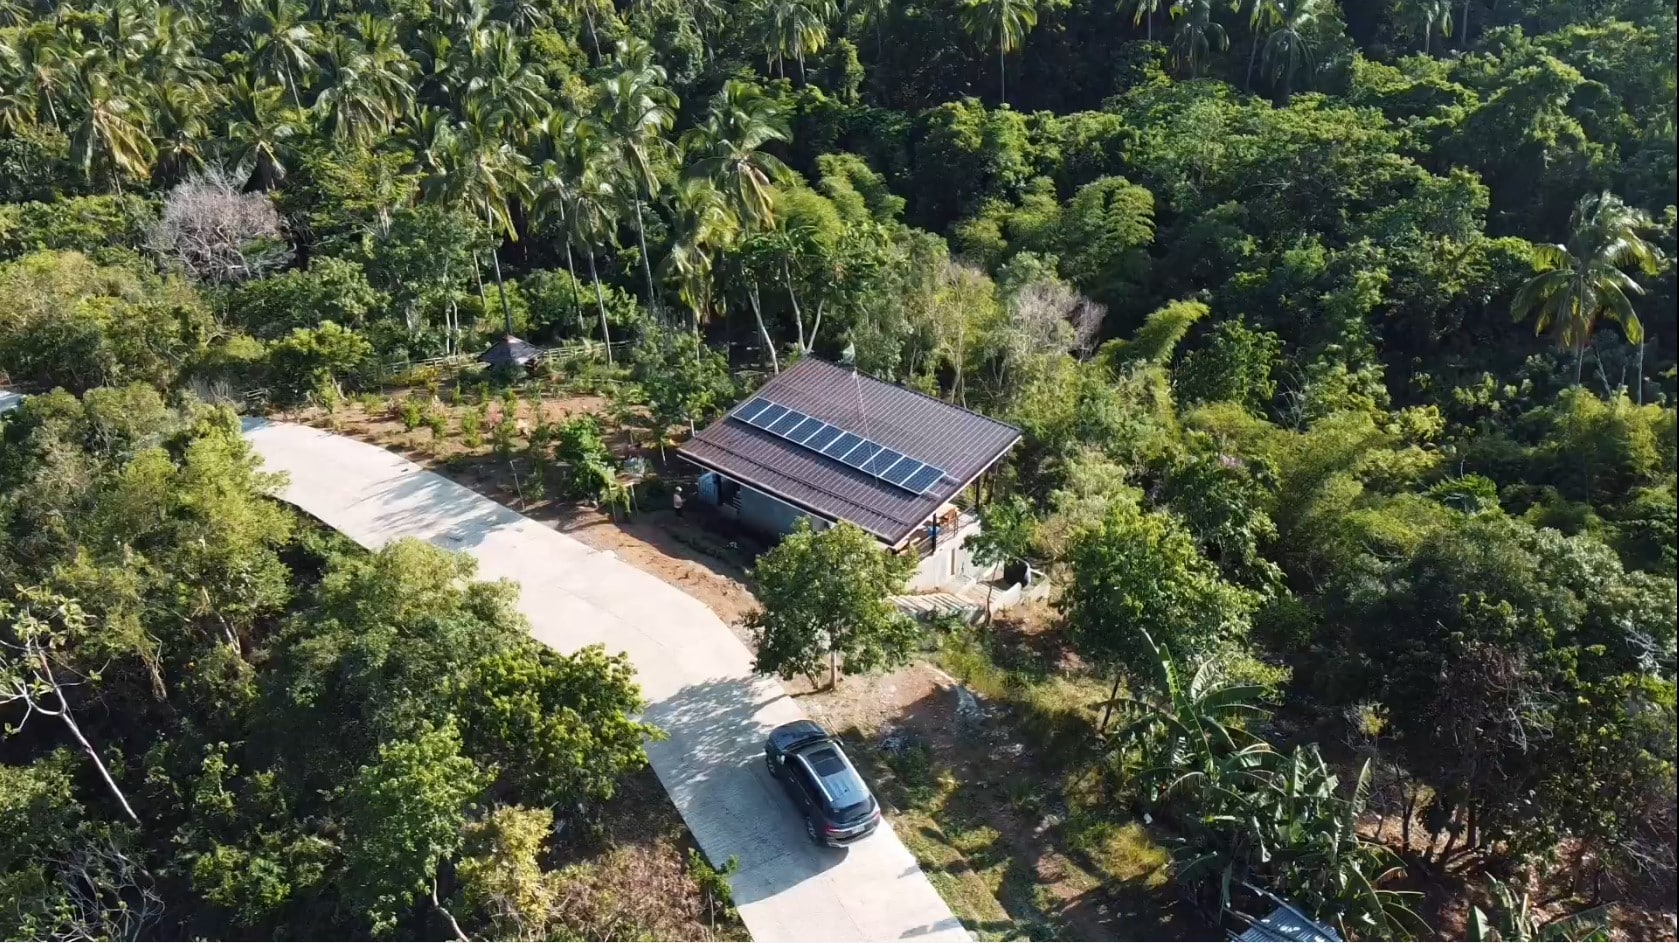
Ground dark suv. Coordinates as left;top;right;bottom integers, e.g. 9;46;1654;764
764;720;881;846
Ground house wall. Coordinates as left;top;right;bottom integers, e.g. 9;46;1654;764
697;472;830;538
905;515;1000;593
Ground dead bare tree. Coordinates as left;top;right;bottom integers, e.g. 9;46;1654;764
1008;279;1108;363
147;168;292;284
2;592;142;825
43;835;165;942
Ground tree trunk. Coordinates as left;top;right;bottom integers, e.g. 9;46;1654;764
1246;38;1259;89
472;252;489;312
284;60;303;108
1098;671;1123;733
1423;25;1430;55
631;194;661;320
829;648;838;690
1573;343;1585;385
1435;814;1461;870
1460;0;1470;45
42;658;140;825
748;283;779;373
587;251;613;366
1401;785;1417;854
998;42;1007;104
583;4;602;58
431;877;470;942
809;298;825;351
782;257;806;351
564;240;585;336
490;247;513;337
1635;341;1644;404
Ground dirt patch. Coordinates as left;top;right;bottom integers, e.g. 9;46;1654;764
794;659;1200;942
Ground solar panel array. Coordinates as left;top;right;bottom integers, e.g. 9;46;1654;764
732;397;949;495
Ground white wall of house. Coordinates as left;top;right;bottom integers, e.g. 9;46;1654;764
904;514;998;593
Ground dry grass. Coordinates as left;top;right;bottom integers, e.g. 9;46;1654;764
553;769;748;942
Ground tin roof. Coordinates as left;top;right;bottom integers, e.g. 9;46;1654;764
678;358;1021;544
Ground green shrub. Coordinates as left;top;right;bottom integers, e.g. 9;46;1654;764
401;398;424;431
459;409;483;448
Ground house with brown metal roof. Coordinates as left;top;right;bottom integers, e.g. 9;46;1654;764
678;357;1022;593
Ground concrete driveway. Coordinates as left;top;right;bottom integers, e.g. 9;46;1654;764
241;419;969;943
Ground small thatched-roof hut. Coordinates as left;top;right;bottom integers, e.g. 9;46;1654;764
478;335;543;370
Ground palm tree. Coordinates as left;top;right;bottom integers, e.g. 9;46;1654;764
1511;190;1663;388
848;0;891;59
595;40;677;319
1124;0;1165;41
240;0;318;107
420;111;532;337
150;81;215;184
681;80;792;233
66;68;155;193
454;27;549;142
1169;0;1227;77
661;178;739;331
1258;0;1321;101
751;0;837;81
1408;0;1451;54
533;115;623;360
224;74;299;189
0;26;71;130
959;0;1038;105
315;15;415;147
1239;0;1282;89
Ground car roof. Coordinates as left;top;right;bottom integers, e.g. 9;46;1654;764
793;744;871;811
767;719;829;753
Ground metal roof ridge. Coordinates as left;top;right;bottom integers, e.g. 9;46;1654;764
785;356;1023;437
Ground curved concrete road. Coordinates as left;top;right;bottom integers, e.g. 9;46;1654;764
241;419;969;943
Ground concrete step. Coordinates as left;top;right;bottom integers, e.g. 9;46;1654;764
891;591;982;619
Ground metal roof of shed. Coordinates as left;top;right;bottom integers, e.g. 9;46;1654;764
678;358;1021;545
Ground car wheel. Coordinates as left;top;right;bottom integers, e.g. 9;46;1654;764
804;819;822;844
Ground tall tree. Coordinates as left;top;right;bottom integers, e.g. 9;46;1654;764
595;39;676;320
1168;0;1228;77
1511;190;1664;386
223;74;299;190
1258;0;1322;100
1125;0;1165;41
65;68;154;192
419;111;532;336
959;0;1039;104
1406;0;1452;54
747;520;918;689
239;0;318;108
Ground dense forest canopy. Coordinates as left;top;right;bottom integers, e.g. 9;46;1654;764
1;0;1675;936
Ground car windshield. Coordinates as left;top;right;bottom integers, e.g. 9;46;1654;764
803;747;872;819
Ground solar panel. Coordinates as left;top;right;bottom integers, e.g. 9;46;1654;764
882;459;923;486
753;403;788;428
735;398;772;422
864;449;904;476
902;465;944;494
788;416;826;443
843;441;881;468
822;431;862;459
768;409;808;436
728;398;951;497
804;425;842;451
